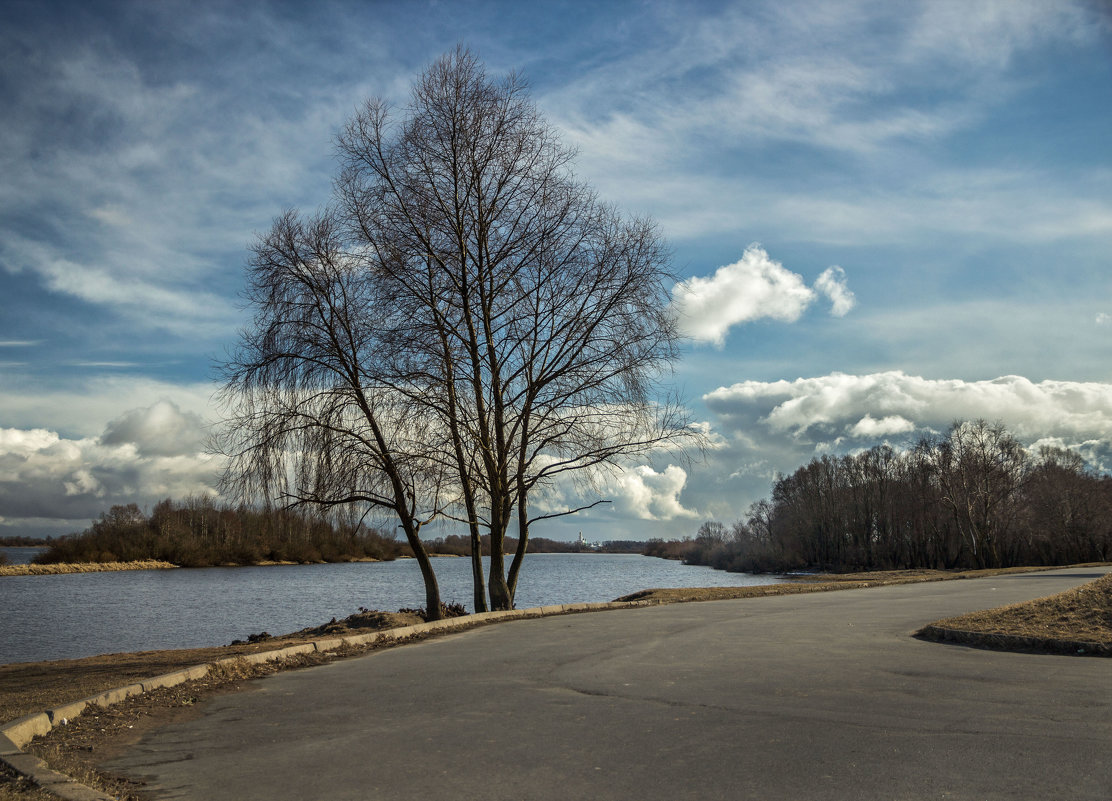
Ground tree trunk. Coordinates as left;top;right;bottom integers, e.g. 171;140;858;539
469;518;487;613
487;505;513;610
507;480;529;604
400;520;443;620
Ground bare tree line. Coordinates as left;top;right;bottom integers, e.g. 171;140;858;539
217;48;693;618
649;420;1112;573
29;496;646;571
33;497;409;567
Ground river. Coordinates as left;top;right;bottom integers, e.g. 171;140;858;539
0;551;782;664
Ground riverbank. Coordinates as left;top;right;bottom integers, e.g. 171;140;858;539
0;561;177;577
0;557;400;577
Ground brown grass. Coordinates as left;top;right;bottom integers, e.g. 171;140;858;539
920;571;1112;654
0;561;177;577
613;564;1095;604
0;764;56;801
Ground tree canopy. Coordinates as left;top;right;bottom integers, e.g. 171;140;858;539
219;47;693;615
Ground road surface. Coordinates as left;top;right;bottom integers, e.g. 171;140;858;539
106;567;1111;800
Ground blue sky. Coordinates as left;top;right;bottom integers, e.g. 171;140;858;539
2;0;1111;542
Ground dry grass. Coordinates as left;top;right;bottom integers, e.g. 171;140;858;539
0;561;176;577
922;571;1112;651
613;564;1089;604
0;764;57;801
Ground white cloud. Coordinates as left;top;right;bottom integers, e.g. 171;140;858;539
0;402;221;527
540;2;1111;250
526;460;700;526
672;245;816;346
905;0;1098;70
849;414;915;438
671;246;855;346
1097;313;1111;326
0;376;217;439
705;371;1112;449
814;266;856;316
100;400;209;457
610;464;699;521
0;21;352;341
675;371;1112;527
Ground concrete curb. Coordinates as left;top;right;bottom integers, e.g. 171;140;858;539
0;599;650;798
916;624;1112;657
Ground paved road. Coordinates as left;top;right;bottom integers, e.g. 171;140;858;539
107;568;1111;800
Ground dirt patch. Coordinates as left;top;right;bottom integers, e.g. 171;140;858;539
0;763;56;801
290;609;424;638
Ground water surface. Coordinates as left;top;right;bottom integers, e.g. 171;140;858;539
0;554;782;664
0;546;48;565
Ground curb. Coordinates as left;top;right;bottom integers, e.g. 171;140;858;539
915;624;1112;657
0;599;651;799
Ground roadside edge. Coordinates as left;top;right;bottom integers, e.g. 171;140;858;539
0;599;654;799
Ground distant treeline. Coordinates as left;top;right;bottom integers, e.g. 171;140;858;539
0;535;53;566
34;498;409;567
32;497;644;567
646;420;1112;574
425;535;644;556
0;535;53;546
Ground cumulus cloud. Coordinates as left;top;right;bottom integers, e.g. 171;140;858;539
706;372;1112;443
527;461;700;527
671;247;802;345
0;402;221;530
848;414;915;438
100;400;208;457
814;266;856;316
1097;312;1110;326
608;465;699;521
0;376;217;439
672;246;856;346
675;371;1112;529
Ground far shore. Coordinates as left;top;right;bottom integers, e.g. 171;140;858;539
0;560;178;576
0;558;388;576
0;551;540;576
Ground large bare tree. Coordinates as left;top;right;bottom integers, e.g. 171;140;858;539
220;47;693;613
218;211;448;617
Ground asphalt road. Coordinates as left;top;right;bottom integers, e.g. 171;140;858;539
106;567;1111;800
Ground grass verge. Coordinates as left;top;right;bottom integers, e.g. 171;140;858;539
917;570;1112;656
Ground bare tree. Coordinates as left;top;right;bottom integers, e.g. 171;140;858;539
217;211;448;618
220;47;694;613
927;419;1028;569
